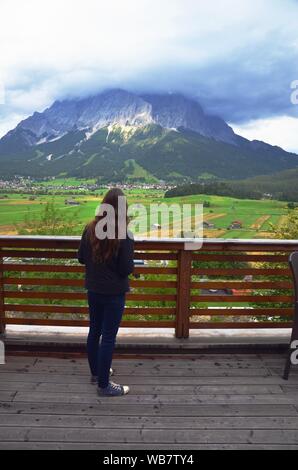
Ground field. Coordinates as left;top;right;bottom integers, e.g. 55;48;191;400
0;186;289;238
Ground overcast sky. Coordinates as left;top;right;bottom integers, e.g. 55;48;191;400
0;0;298;151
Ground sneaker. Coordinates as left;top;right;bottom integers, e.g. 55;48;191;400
97;381;130;397
90;368;113;384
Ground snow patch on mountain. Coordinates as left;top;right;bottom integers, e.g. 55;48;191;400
3;89;238;147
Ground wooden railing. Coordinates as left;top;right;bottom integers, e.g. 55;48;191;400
0;236;297;338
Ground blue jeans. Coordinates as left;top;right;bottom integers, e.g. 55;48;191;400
87;291;126;388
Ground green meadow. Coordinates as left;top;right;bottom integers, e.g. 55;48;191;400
0;186;289;238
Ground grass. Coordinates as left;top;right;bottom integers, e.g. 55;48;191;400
124;159;159;183
0;181;290;237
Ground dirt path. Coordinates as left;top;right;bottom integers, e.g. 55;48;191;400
204;212;226;221
250;215;270;230
0;225;18;235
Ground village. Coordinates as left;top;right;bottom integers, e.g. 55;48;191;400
0;177;173;195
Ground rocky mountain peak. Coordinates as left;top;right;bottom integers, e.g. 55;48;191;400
2;89;237;147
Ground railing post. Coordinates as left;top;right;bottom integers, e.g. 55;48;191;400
176;248;192;339
0;249;5;335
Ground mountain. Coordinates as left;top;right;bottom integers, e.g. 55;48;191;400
229;167;298;201
0;89;237;148
165;166;298;202
0;89;297;182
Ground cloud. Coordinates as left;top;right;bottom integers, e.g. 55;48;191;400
0;0;298;150
0;112;25;138
232;116;298;153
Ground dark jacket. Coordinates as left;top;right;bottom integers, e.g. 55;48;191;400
78;227;135;295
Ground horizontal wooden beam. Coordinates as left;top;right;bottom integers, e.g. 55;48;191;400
4;318;176;327
191;281;293;289
3;264;177;275
192;268;292;277
1;235;298;249
191;295;294;303
4;304;176;315
189;308;294;317
189;322;292;329
3;278;177;289
192;254;289;263
4;291;177;301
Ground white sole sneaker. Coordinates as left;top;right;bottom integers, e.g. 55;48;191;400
97;382;130;397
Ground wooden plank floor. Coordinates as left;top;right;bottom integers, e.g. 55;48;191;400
1;353;298;449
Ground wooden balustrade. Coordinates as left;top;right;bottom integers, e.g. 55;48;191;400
0;236;297;338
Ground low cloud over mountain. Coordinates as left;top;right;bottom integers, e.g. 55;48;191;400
1;89;297;182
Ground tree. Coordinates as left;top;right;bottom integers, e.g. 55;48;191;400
273;209;298;239
18;198;82;236
251;210;298;322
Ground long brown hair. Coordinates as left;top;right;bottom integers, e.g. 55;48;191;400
87;188;128;263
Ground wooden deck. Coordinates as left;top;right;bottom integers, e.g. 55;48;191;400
1;353;298;449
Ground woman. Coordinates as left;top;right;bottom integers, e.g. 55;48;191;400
78;188;134;397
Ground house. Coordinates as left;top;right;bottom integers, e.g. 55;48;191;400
229;220;243;229
231;275;253;296
203;221;215;229
65;199;81;206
